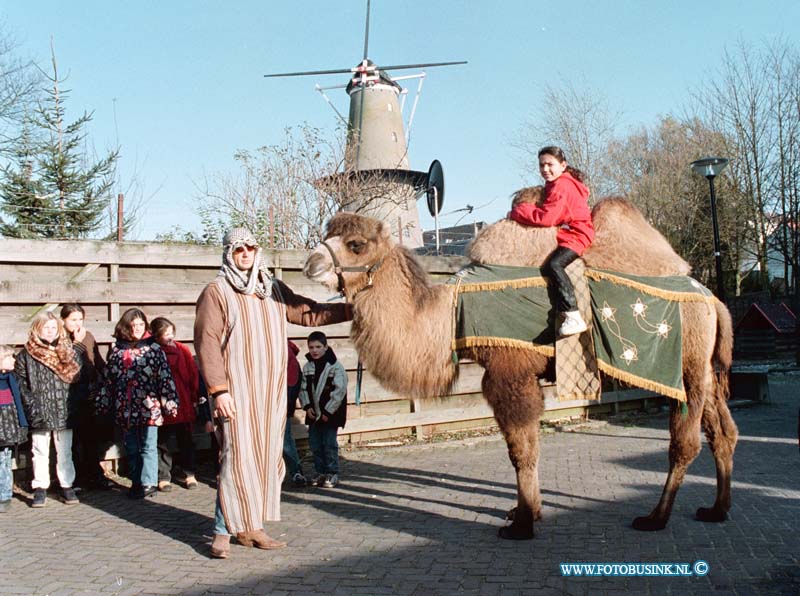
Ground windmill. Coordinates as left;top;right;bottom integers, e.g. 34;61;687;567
264;0;466;247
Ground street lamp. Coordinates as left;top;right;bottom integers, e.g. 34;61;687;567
690;156;729;302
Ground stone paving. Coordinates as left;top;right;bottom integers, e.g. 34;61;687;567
1;374;798;595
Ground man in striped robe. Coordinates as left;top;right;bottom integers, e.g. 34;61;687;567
194;227;350;559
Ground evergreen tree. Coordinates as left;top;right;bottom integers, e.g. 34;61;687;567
0;43;118;239
0;123;49;238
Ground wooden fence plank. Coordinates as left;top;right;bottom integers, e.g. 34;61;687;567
32;263;102;318
0;280;344;306
0;238;467;272
0;317;355;346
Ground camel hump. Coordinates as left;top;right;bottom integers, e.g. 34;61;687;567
467;219;557;267
511;186;545;208
468;194;691;277
584;197;692;277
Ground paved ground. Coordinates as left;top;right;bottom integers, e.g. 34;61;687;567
1;374;798;596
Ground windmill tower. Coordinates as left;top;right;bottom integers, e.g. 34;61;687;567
265;1;465;247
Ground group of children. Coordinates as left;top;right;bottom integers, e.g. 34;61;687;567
0;306;210;508
0;301;350;511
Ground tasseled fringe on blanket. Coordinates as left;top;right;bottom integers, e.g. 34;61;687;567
597;359;687;402
457;276;548;293
585;269;716;304
452;336;555;357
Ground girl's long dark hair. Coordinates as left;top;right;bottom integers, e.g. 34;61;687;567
113;308;149;341
59;303;86;341
538;145;586;183
150;317;175;340
59;303;86;319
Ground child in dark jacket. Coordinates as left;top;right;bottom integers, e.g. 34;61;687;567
60;303;111;490
98;308;178;499
16;312;82;507
0;346;28;512
299;331;347;488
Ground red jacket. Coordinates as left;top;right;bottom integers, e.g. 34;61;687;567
509;172;594;255
160;341;199;425
287;340;301;388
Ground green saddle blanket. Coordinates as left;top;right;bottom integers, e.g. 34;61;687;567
448;263;715;401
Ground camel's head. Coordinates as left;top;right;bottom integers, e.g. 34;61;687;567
467;185;556;267
303;212;393;295
510;185;545;209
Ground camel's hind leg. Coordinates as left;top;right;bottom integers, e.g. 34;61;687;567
633;301;729;532
696;392;738;522
480;349;546;540
698;300;738;522
632;395;704;531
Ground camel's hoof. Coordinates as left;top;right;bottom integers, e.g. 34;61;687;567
506;507;542;522
695;507;728;523
498;524;534;540
632;515;667;532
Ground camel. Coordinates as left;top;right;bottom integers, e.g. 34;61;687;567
302;190;738;539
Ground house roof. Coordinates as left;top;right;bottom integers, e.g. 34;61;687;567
735;302;797;333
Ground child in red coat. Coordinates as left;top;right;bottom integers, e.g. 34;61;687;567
151;317;201;490
509;146;594;336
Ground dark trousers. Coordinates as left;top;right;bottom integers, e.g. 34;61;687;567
308;424;339;475
544;246;580;312
157;424;196;482
73;419;114;486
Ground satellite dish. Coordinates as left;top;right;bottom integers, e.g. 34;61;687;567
426;159;444;217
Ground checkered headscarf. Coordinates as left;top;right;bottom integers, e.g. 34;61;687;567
219;227;272;298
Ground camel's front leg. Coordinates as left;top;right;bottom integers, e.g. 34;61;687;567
481;352;546;540
498;421;542;539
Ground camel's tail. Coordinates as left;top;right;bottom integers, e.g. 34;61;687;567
713;298;734;401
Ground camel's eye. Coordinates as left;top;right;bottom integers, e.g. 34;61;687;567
347;239;367;254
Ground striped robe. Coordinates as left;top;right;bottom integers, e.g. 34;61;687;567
194;277;349;533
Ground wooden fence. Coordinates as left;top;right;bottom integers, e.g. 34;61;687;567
0;238;658;446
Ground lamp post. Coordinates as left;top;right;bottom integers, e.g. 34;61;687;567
690;156;729;302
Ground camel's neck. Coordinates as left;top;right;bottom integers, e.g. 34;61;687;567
348;246;458;399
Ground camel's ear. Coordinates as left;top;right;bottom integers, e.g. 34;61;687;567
375;220;391;242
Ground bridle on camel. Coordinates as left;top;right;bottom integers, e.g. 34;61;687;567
319;240;383;406
320;241;384;298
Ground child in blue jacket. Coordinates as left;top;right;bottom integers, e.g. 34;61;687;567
0;345;29;512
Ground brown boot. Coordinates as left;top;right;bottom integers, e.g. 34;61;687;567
210;534;231;559
235;529;287;550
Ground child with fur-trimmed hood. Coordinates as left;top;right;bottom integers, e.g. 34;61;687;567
299;331;347;488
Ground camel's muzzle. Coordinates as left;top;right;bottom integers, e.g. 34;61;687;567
304;240;385;297
303;249;331;281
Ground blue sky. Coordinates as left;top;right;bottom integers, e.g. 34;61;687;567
3;1;799;239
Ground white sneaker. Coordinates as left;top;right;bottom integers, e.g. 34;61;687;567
559;311;588;337
322;474;339;488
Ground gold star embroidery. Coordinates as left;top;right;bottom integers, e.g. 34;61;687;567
601;301;617;322
631;298;647;317
621;347;638;364
657;321;672;338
